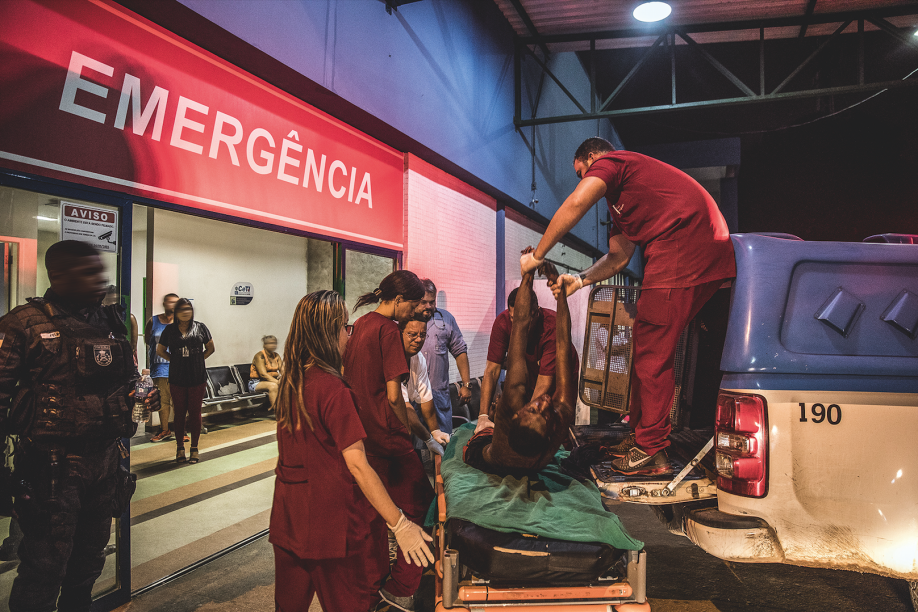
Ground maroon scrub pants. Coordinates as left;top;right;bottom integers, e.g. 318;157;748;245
630;279;724;456
274;541;385;612
367;451;434;598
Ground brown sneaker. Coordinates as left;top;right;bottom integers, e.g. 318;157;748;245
611;447;672;476
609;432;636;456
150;430;173;443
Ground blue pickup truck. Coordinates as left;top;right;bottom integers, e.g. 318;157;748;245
579;233;918;608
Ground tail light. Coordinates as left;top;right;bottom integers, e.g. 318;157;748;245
715;392;768;497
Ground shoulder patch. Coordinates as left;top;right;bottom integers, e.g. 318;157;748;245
40;331;61;339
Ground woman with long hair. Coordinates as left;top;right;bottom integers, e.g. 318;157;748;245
156;298;214;464
270;290;433;612
342;270;442;610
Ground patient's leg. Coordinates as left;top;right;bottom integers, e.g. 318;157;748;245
494;270;536;430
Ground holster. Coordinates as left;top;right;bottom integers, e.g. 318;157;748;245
111;464;136;518
11;442;60;539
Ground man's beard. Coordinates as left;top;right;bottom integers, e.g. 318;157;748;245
419;309;434;322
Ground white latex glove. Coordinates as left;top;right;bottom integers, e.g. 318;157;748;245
424;436;445;457
388;511;434;567
551;273;583;298
474;414;493;434
431;429;450;445
520;251;544;275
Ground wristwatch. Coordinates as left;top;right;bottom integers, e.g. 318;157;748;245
457;381;471;388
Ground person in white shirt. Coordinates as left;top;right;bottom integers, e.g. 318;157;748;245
400;320;450;447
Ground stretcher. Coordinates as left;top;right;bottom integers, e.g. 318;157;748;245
432;453;651;611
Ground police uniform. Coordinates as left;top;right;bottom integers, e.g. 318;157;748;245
0;289;138;612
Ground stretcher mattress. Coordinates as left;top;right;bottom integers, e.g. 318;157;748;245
446;518;627;584
425;423;643;551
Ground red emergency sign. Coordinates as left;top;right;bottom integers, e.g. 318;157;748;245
0;0;404;249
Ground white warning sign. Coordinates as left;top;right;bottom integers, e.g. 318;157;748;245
60;202;118;253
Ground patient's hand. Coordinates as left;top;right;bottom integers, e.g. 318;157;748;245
475;414;493;434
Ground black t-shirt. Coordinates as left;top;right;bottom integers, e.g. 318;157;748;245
158;321;212;387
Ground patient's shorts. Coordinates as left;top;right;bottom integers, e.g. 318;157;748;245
463;428;495;472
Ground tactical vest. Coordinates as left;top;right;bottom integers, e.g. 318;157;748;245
7;298;135;441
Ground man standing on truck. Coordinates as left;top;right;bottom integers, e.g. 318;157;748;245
522;137;735;476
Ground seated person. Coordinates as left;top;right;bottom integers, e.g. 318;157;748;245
464;256;577;477
250;334;282;409
400;320;450;451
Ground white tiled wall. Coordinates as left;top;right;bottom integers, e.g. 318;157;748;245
403;154;497;381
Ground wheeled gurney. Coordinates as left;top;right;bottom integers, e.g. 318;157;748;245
430;428;651;611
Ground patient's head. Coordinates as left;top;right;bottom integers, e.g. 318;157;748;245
506;394;562;457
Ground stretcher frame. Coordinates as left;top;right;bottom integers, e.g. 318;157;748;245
432;455;651;611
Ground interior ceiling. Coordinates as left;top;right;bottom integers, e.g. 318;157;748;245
493;0;918;50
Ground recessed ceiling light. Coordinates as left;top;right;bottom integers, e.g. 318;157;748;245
913;28;918;37
634;2;672;23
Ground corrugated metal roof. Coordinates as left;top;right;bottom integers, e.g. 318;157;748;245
493;1;918;50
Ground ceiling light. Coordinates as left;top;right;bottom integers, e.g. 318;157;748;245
913;29;918;37
634;2;672;23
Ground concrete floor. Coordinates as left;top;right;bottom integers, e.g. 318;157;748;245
113;501;914;612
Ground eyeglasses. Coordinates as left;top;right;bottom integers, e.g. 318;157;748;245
405;332;427;340
345;324;354;337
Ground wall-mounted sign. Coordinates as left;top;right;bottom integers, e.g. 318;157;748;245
60;202;118;253
0;0;404;251
230;282;253;306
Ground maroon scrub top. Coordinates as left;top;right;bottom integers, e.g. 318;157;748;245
585;151;736;289
269;367;372;560
343;311;412;457
486;308;578;393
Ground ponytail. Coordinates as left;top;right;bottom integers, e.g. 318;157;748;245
354;270;424;310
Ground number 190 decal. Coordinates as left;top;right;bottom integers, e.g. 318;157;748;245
799;403;842;424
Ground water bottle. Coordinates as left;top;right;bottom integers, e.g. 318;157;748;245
132;369;155;423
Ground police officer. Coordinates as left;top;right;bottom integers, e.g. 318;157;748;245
0;240;159;612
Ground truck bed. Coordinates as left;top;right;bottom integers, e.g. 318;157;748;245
571;424;717;504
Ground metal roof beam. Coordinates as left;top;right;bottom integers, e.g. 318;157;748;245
507;0;550;57
519;5;918;46
799;0;818;38
516;78;918;127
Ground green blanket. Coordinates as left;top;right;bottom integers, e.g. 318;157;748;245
424;422;643;551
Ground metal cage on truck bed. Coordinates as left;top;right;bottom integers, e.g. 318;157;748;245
580;285;690;428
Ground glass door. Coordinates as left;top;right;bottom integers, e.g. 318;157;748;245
0;182;130;610
343;248;398;322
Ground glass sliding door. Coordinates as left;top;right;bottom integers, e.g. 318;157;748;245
343;249;397;322
0;184;128;609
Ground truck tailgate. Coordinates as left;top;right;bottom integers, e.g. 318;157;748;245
571;425;717;505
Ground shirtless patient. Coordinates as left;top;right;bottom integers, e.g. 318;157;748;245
463;254;576;476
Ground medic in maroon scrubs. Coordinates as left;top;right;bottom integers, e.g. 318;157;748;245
523;137;736;476
343;270;444;611
270;290;433;612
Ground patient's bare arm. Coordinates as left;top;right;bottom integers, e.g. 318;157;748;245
552;275;576;436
